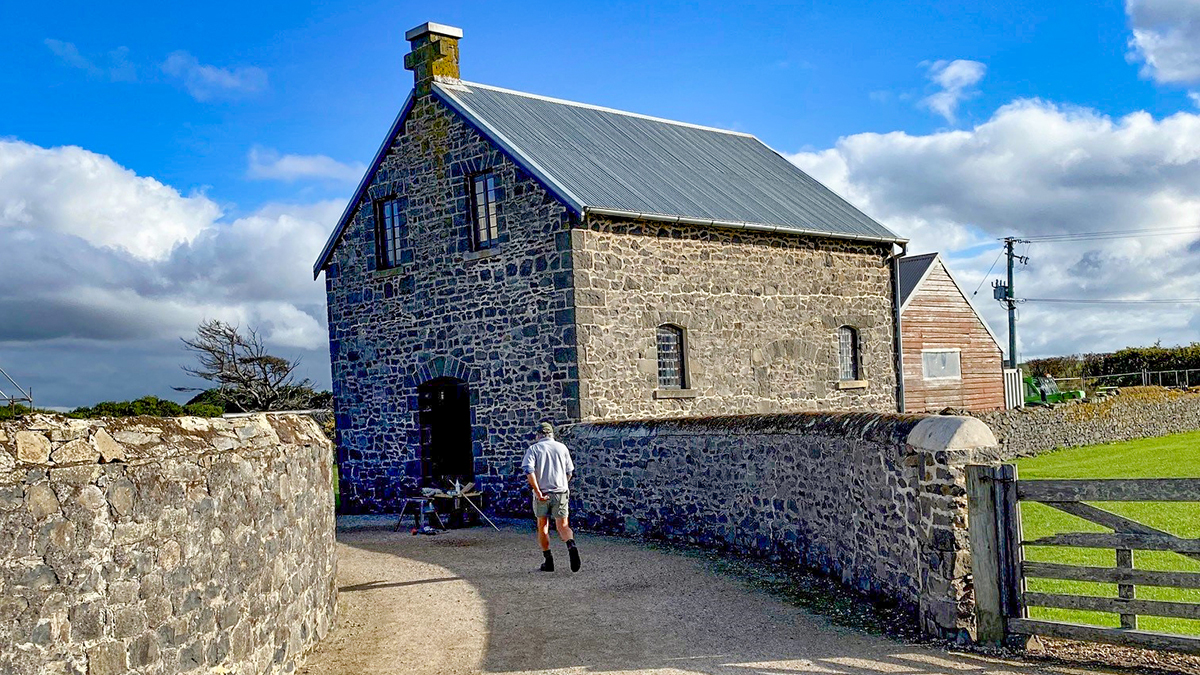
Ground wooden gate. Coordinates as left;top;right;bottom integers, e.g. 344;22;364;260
967;465;1200;653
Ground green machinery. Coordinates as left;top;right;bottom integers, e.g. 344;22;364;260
1023;375;1086;406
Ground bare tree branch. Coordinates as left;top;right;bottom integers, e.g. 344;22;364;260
180;319;315;412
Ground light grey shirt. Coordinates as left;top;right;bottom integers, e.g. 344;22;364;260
521;437;575;494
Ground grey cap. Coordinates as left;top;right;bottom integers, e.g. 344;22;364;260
537;421;554;437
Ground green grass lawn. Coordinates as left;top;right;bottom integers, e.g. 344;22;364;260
1014;429;1200;635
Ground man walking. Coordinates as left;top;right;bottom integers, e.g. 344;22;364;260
521;421;581;572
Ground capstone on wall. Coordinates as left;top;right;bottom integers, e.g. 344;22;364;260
560;412;999;640
970;386;1200;458
324;92;579;512
572;217;899;419
0;414;337;675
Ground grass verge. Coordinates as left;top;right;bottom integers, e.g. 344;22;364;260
1015;429;1200;636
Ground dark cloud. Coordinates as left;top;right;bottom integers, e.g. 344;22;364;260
0;141;335;407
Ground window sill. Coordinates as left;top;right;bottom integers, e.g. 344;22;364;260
463;247;501;262
654;389;698;399
837;380;869;390
373;267;407;279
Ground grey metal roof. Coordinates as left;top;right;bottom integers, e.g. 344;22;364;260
314;79;904;277
898;252;939;306
436;81;902;242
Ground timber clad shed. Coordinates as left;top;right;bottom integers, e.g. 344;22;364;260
899;253;1005;412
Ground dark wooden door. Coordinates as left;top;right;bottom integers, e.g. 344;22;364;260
417;377;474;487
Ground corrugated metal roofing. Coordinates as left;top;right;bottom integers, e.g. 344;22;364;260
435;81;902;243
898;252;938;306
314;79;905;276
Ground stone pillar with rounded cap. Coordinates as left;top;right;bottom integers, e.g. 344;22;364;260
404;21;463;94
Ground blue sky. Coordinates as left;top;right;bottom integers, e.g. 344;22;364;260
3;1;1200;406
9;0;1185;210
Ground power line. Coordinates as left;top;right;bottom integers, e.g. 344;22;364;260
1016;225;1200;243
1022;297;1200;305
971;247;1005;298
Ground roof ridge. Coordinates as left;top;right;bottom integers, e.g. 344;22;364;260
445;79;758;139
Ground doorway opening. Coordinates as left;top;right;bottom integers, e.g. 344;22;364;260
417;377;474;487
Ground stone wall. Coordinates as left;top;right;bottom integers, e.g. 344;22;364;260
0;414;337;675
325;91;579;512
969;386;1200;457
573;217;898;419
560;412;999;639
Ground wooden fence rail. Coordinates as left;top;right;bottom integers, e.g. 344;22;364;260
967;465;1200;654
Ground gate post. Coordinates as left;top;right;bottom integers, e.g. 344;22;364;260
967;464;1022;646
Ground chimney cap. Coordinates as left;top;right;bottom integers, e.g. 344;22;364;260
405;22;464;41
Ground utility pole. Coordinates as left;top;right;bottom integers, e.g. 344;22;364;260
992;238;1029;369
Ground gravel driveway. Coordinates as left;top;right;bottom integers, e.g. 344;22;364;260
299;519;1086;675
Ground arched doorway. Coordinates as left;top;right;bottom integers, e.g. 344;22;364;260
417;377;474;487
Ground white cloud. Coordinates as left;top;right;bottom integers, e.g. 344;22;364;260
0;140;219;260
789;100;1200;360
1126;0;1200;84
247;147;366;183
161;50;268;101
1191;91;1200;107
0;141;334;406
919;60;987;123
44;39;136;82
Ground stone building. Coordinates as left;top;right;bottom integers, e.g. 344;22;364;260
897;253;1005;412
314;22;908;512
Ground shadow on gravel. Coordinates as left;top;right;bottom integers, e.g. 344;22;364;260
339;576;464;593
336;521;1058;675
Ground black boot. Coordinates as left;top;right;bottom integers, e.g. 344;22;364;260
539;550;554;572
567;539;581;572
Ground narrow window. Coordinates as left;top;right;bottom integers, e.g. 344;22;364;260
922;349;962;381
470;172;499;250
838;326;860;381
374;197;405;270
656;324;686;389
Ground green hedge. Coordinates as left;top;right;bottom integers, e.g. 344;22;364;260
67;396;224;419
0;404;33;421
1024;343;1200;379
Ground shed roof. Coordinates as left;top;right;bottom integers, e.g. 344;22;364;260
314;80;904;277
897;252;939;306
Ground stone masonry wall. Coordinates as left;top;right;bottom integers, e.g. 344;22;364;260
969;386;1200;458
572;217;898;420
324;91;578;512
0;414;337;675
560;413;999;640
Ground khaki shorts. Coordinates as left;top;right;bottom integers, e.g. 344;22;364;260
533;490;569;520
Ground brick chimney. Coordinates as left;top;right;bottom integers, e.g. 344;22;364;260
404;22;463;94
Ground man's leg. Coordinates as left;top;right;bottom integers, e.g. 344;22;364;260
537;516;554;571
556;512;581;572
554;516;574;543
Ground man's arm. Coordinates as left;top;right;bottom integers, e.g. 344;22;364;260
526;472;547;501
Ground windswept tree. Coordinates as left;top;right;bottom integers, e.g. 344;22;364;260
178;320;315;412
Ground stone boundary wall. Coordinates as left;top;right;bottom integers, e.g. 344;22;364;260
560;412;999;640
0;413;337;675
969;386;1200;458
